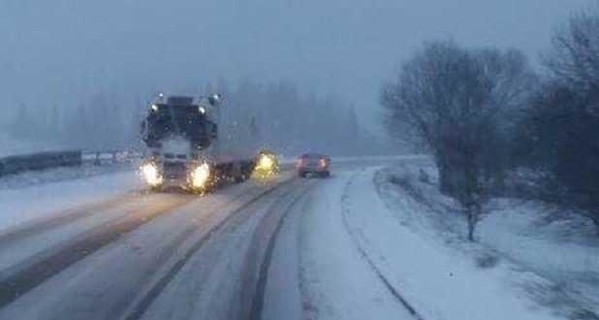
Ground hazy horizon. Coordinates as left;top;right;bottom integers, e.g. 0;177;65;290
0;0;593;142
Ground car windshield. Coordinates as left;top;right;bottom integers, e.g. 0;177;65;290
301;153;324;159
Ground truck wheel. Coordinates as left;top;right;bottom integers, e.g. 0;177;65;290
149;185;163;193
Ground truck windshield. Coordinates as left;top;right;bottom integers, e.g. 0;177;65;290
146;104;211;144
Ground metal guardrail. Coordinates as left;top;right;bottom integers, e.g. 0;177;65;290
81;151;141;166
0;150;141;177
0;151;82;177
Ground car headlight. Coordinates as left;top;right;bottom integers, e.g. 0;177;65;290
191;163;211;189
142;163;163;186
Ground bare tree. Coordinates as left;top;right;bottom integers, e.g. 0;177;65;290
544;11;599;94
524;11;599;234
382;41;536;241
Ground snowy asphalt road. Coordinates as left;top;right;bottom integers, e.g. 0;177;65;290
0;157;425;320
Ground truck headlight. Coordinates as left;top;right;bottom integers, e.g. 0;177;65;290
142;163;163;186
191;163;211;189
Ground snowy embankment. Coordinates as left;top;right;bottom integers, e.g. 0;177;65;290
265;166;563;320
344;168;561;320
0;132;141;233
376;163;599;319
0;170;141;234
296;171;415;320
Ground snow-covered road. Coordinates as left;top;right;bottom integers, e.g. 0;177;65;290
263;167;562;320
0;157;568;320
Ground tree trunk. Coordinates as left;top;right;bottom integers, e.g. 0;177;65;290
581;206;599;237
466;203;481;242
439;166;452;195
436;155;449;194
467;208;476;242
591;212;599;237
439;166;460;197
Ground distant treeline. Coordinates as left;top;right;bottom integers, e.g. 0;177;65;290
8;80;389;156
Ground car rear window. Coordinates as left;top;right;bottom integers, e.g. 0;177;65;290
301;153;323;159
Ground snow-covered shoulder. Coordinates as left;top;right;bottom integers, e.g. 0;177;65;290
0;170;141;234
375;163;599;319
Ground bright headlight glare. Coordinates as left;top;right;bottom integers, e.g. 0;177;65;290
191;163;211;189
257;155;274;170
142;163;162;186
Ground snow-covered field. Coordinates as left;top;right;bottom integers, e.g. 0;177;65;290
376;163;599;319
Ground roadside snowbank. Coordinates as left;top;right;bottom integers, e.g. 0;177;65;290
376;163;599;319
297;170;414;320
343;168;560;320
0;171;141;233
0;162;136;191
268;166;562;319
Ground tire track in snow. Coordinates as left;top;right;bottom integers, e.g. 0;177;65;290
119;178;299;320
247;180;317;320
0;178;295;319
0;194;196;308
340;171;425;320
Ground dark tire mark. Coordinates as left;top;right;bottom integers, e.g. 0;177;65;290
120;178;296;320
340;174;425;320
246;181;314;320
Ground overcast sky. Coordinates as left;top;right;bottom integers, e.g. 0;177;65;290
0;0;593;132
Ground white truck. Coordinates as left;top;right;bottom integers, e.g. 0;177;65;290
140;94;257;192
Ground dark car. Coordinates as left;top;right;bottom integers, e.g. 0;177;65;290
296;153;331;178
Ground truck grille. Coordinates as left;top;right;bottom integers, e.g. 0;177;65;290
163;162;187;179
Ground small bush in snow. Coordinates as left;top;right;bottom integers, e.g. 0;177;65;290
475;253;499;269
418;169;430;184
